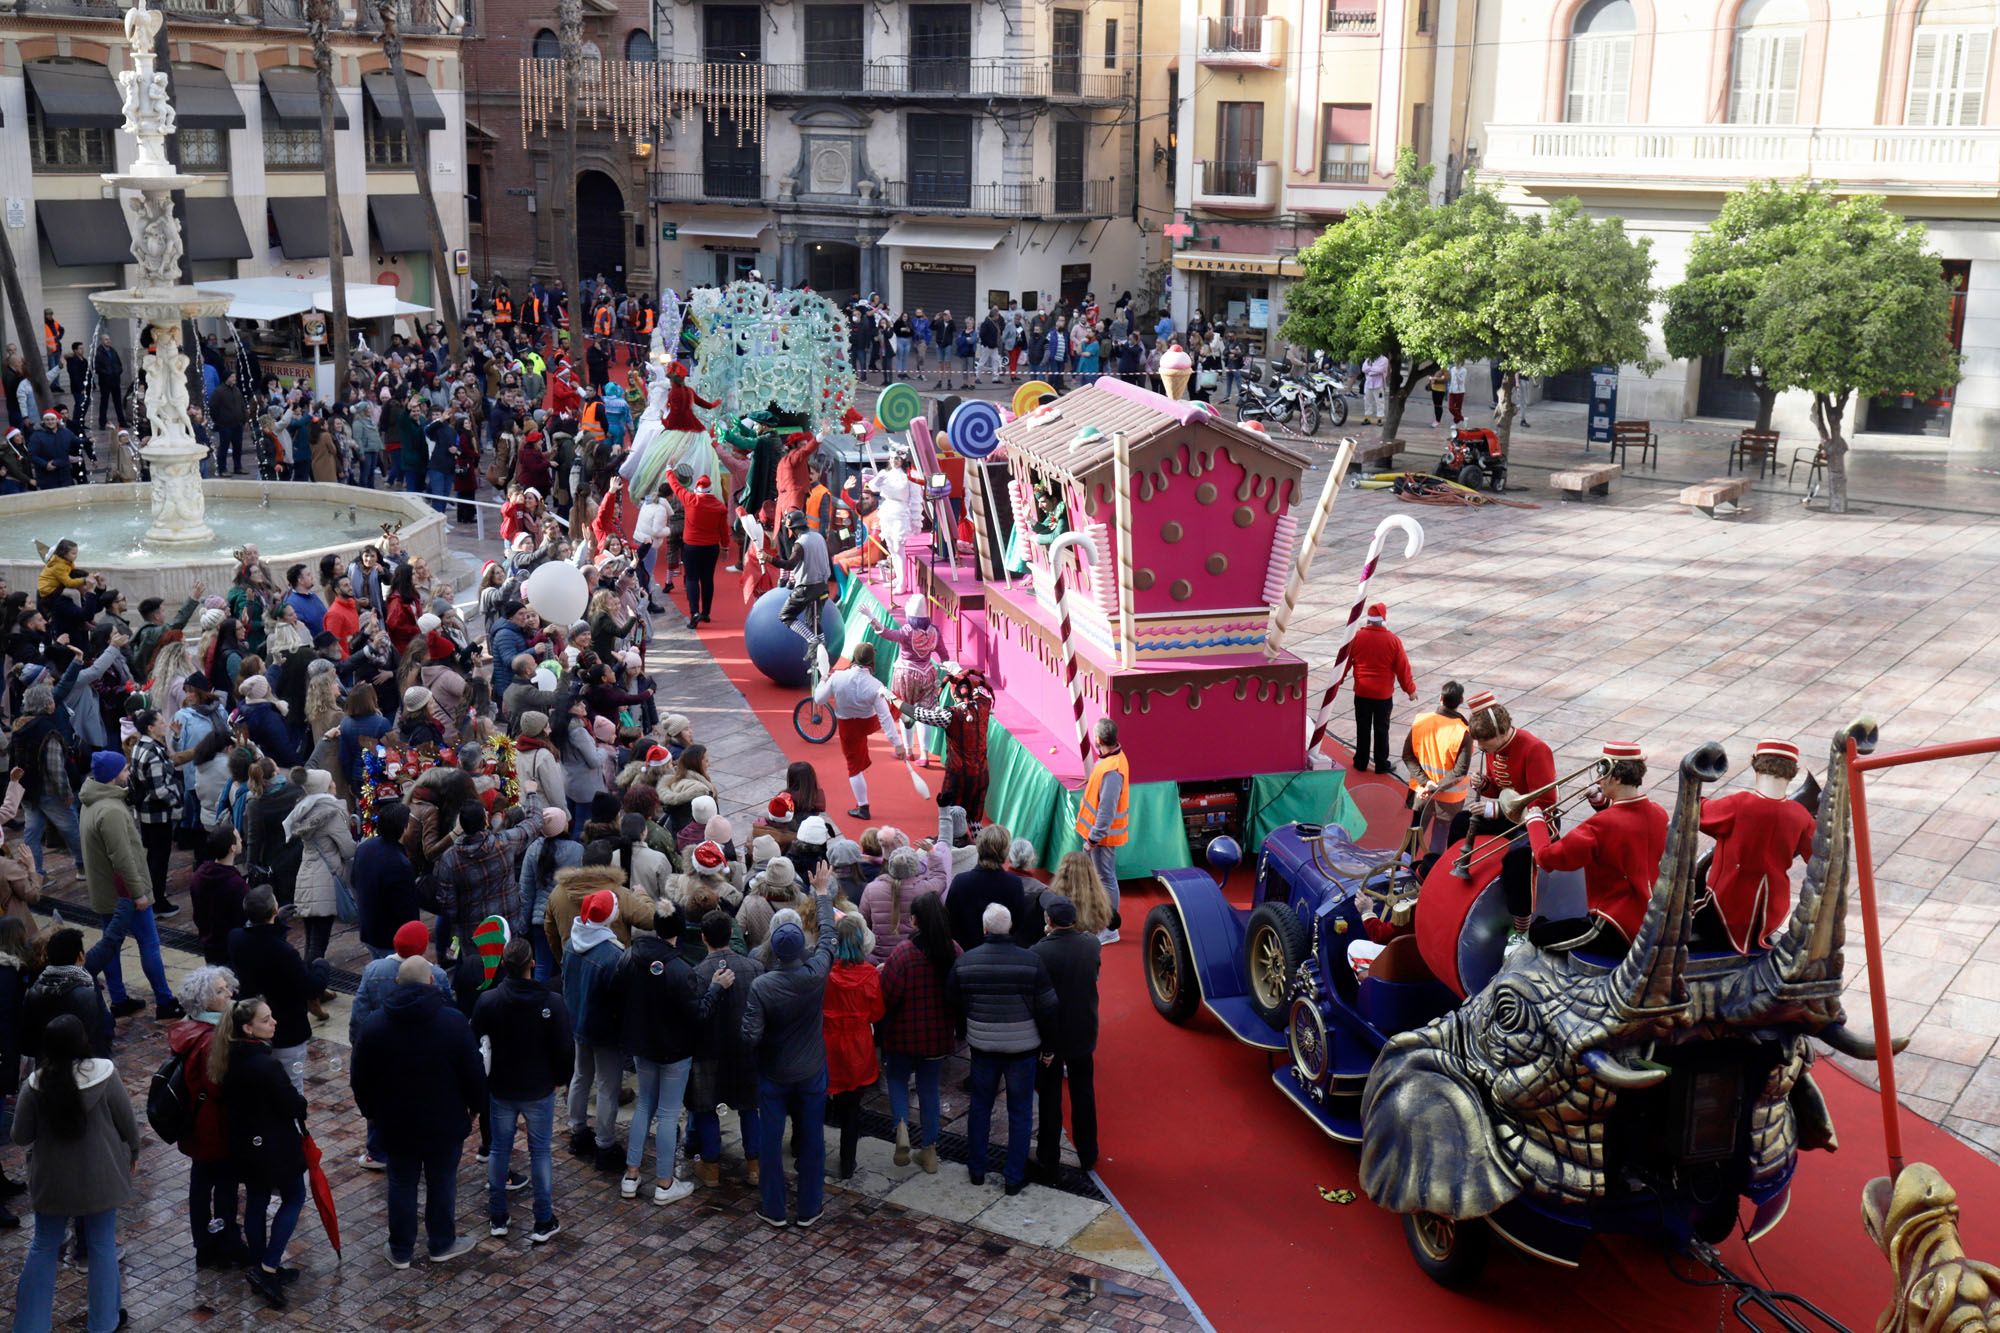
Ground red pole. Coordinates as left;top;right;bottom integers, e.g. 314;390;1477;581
1852;736;2000;773
1844;735;1905;1179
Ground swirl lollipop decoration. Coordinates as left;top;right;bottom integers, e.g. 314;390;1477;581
877;382;923;433
947;399;1003;459
1011;380;1057;418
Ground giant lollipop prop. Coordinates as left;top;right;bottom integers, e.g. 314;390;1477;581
1307;515;1425;758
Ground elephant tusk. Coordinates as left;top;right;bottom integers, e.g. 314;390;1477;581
1819;1025;1910;1061
1583;1049;1669;1091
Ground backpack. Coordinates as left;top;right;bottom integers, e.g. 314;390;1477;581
146;1046;203;1147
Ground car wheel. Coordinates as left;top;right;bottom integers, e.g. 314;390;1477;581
1144;904;1200;1025
1244;902;1308;1029
1403;1212;1489;1289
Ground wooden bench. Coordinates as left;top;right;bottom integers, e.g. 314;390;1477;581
1608;420;1657;470
1353;437;1405;469
1551;464;1620;499
1679;475;1752;518
1731;430;1779;479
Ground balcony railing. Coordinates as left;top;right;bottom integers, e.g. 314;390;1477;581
879;178;1115;218
1197;14;1286;67
1193;159;1278;210
1482;122;2000;194
1325;5;1378;33
12;0;461;27
1202;159;1261;196
759;60;1126;102
1319;145;1369;183
654;167;767;205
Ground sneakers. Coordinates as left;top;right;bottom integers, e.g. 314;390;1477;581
109;998;146;1019
619;1175;639;1200
473;1149;490;1164
530;1217;562;1245
489;1220;510;1238
653;1179;695;1206
723;564;742;574
152;901;182;920
757;1211;788;1229
356;1154;386;1171
506;1170;528;1192
893;1121;911;1168
428;1236;478;1264
384;1243;412;1271
1096;928;1121;946
795;1211;822;1228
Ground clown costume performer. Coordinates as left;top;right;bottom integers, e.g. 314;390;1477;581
870;594;945;765
906;664;994;822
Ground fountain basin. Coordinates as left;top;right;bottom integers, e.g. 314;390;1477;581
0;481;448;606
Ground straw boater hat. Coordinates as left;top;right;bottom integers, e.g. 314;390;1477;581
1754;739;1800;762
1601;741;1643;763
1464;690;1498;718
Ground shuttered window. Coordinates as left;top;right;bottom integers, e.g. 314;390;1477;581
1907;27;1992;127
1729;29;1804;123
1565;35;1632;123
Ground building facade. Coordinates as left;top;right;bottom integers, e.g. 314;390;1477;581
0;0;468;362
1170;0;1472;355
1472;0;1996;447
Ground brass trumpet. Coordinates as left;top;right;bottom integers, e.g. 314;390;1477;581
1497;758;1612;825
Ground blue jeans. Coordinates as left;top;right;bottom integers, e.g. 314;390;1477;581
756;1066;826;1222
893;337;911;374
627;1055;692;1176
359;454;379;490
86;899;174;1007
689;1077;759;1161
884;1051;943;1147
530;928;557;983
489;1094;555;1227
967;1050;1036;1187
243;1173;305;1270
14;1208;120;1333
427;468;452;514
22;793;81;879
385;1140;462;1262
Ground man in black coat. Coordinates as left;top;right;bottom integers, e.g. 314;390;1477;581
946;825;1041;954
352;802;422;959
20;927;112;1059
612;908;707;1204
93;334;128;430
947;902;1058;1195
352;957;487;1267
472;937;573;1244
226;887;319;1090
1030;895;1101;1179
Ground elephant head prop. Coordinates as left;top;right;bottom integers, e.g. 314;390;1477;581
1358;722;1877;1222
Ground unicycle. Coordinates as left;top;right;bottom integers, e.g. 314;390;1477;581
790;596;836;744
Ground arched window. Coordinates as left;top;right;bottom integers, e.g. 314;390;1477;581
626;29;657;62
1907;0;1992;126
1729;0;1808;123
1565;0;1635;124
532;28;560;59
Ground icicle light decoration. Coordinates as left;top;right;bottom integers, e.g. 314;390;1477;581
518;59;764;149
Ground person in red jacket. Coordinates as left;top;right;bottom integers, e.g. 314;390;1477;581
1696;738;1815;953
666;471;727;628
167;965;250;1269
1523;741;1669;954
1347;601;1416;775
823;914;885;1180
774;432;820;523
1447;691;1558;943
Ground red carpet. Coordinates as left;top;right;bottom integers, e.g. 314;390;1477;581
1090;882;2000;1331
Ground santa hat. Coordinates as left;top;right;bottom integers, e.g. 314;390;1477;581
1754;739;1800;762
765;792;795;825
643;744;671;767
393;920;430;959
1601;741;1644;762
693;475;712;493
690;840;728;876
480;560;500;582
579;890;618;925
472;916;510;989
1364;602;1387;625
1464;690;1499;717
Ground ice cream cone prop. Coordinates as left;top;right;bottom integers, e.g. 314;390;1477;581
1266;438;1356;661
1048;531;1099;771
1306;514;1425;757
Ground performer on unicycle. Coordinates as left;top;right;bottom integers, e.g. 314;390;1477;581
776;511;832;650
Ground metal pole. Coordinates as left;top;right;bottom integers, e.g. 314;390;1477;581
1844;735;1903;1179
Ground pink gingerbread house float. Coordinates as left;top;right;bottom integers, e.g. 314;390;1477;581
946;378;1315;786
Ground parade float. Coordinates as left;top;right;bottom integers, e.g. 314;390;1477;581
833;376;1369;872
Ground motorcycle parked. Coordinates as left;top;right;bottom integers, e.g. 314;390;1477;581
1306;371;1353;430
1235;369;1322;436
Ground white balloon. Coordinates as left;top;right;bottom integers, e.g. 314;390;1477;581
522;561;589;628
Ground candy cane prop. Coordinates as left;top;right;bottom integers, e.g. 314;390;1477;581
1306;514;1425;757
1049;531;1099;771
1265;437;1356;661
1111;430;1137;668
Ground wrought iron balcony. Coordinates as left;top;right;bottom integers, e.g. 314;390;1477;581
1198;14;1286;67
654;166;767;205
877;177;1115;218
1325;5;1379;33
759;60;1127;103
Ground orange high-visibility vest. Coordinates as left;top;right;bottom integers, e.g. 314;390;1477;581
640;307;656;334
43;319;61;356
805;483;832;531
1407;711;1469;803
1075;750;1131;847
593;305;614;337
524;295;543;326
580;401;603;434
493;294;513;324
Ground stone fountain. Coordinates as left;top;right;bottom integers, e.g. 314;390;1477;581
0;0;446;604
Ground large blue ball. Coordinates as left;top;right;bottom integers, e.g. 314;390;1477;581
743;587;847;688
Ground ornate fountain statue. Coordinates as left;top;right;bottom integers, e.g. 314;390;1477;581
90;0;231;544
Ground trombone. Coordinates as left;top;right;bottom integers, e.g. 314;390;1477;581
1454;758;1612;876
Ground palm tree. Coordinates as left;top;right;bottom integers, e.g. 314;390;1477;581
554;0;583;346
0;229;54;415
307;0;351;395
373;0;462;362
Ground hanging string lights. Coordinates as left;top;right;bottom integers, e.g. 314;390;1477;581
516;58;767;153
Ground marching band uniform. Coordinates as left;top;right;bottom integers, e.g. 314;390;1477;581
1448;691;1556;933
1524;741;1669;949
1698;738;1816;953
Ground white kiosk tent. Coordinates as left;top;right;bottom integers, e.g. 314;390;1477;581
200;278;433;400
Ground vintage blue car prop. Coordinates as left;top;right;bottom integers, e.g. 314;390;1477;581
1142;723;1888;1286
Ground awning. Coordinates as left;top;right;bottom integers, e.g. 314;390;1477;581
369;195;432;254
675;216;770;240
1171;251;1304;278
171;64;246;130
184;198;253;262
361;73;447;132
200;277;431;321
36;200;134;267
267;196;355;260
260;68;349;130
877;221;1008;251
24;61;122;129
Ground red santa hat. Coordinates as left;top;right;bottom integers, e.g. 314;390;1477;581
690;840;728;876
693;475;712;493
1754;739;1800;762
643;744;671;766
579;890;617;925
1464;690;1499;717
1364;602;1387;625
766;792;796;825
1601;741;1644;762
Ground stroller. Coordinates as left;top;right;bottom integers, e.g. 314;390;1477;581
1437;426;1507;491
